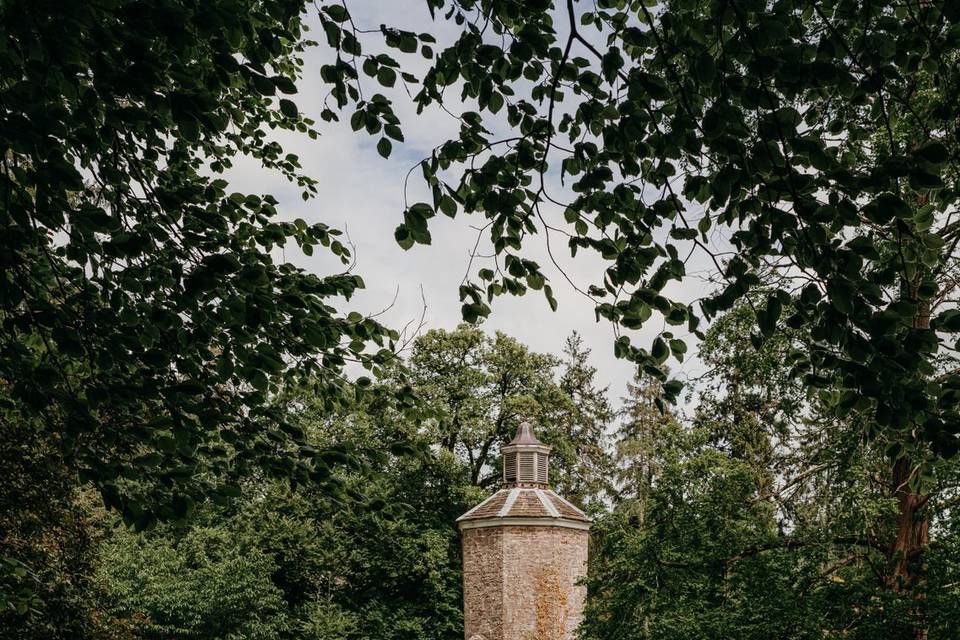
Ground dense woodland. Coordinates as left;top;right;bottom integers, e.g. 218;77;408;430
3;0;960;638
6;320;960;639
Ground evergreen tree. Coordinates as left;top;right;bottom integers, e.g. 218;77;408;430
552;332;616;510
613;371;677;517
584;301;960;640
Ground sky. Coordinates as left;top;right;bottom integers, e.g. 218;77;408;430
226;2;715;408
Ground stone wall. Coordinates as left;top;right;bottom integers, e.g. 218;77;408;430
462;526;504;640
462;525;588;640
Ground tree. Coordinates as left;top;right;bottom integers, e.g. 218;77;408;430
97;382;468;640
7;0;960;528
387;0;960;456
0;3;435;632
0;417;108;639
585;436;811;640
553;332;616;509
395;325;613;506
98;522;293;639
92;326;613;640
8;1;960;635
585;301;960;640
613;370;677;516
351;5;960;631
693;302;806;498
0;0;402;530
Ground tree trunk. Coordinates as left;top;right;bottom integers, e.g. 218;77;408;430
888;457;929;589
884;293;932;639
887;456;929;639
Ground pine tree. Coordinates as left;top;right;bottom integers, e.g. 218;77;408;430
614;371;677;519
553;333;616;510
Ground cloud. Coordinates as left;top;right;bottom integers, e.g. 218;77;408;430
223;4;715;409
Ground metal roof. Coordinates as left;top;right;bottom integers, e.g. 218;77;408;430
506;421;545;446
456;421;590;530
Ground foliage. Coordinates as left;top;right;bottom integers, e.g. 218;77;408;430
99;523;292;640
5;310;958;639
0;0;404;529
613;370;679;512
584;301;960;640
0;415;111;639
6;1;960;637
91;326;611;640
555;332;617;510
96;401;466;640
392;325;614;506
317;0;960;459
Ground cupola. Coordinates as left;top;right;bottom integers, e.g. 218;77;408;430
502;421;551;486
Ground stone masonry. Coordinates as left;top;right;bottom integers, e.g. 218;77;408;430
462;525;589;640
458;423;590;640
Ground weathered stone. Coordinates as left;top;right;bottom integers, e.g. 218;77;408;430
462;525;588;640
458;423;590;640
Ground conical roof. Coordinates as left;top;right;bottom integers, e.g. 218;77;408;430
456;486;590;528
456;422;591;531
507;421;545;446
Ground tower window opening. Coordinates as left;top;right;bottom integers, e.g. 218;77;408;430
504;452;517;482
535;453;548;483
518;452;535;482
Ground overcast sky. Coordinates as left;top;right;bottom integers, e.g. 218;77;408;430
227;2;717;408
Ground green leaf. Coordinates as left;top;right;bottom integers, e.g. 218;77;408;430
670;227;698;240
910;167;944;189
669;338;687;357
278;98;298;119
758;294;781;336
544;285;558;312
695;50;715;83
913;140;949;164
488;91;504;114
394;224;414;250
377;137;392;158
461;303;484;323
325;5;349;22
274;76;297;94
377;67;397;87
384;124;404;142
350;109;365;131
662;380;683;397
827;279;855;314
651;337;669;363
399;34;418;53
179;117;200;142
439;196;457;217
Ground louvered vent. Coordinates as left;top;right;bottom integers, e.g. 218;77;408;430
518;452;535;482
535;452;548;483
504;451;517;482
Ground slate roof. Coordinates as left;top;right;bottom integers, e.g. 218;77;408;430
457;487;591;524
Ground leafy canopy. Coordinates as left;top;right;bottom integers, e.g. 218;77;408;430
0;0;402;525
93;325;613;640
6;0;960;534
383;325;614;506
585;301;960;640
321;0;960;454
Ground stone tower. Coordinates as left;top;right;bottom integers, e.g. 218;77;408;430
457;422;591;640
